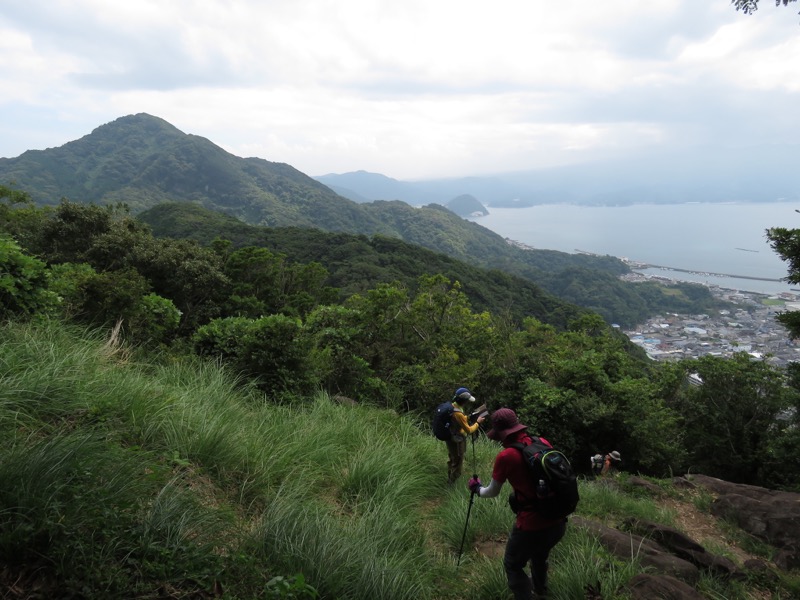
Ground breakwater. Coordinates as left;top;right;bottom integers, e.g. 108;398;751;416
637;264;781;283
573;249;783;283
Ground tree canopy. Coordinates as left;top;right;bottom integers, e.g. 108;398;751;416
767;226;800;337
732;0;798;15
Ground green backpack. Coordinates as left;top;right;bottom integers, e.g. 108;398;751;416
509;437;579;519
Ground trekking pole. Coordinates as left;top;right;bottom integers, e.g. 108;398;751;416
456;473;478;567
471;434;477;475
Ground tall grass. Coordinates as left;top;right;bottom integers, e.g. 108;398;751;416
253;485;437;600
0;428;233;596
550;528;642;599
0;321;458;597
0;320;107;422
578;477;677;525
0;319;795;599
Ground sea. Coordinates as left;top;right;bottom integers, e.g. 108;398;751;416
469;201;800;296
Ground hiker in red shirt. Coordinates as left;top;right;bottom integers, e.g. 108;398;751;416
467;408;567;600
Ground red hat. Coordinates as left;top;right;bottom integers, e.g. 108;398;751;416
486;408;527;442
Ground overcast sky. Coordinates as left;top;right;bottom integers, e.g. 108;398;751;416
1;1;799;180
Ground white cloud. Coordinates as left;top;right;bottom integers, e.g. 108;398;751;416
0;0;799;179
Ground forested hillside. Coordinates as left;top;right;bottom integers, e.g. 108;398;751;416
0;113;369;228
138;202;590;328
2;186;800;599
0;113;727;327
0;170;800;600
1;190;797;490
139;202;728;327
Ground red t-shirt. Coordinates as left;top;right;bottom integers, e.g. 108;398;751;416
491;431;567;531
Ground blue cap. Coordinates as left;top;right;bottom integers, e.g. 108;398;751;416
453;387;475;403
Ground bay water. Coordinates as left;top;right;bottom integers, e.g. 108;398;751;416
470;202;800;296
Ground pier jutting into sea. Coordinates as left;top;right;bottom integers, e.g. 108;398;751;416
573;249;783;283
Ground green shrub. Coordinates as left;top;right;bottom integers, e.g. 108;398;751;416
193;314;314;396
0;235;57;319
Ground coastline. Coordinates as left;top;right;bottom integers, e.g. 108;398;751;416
481;201;795;295
506;237;796;298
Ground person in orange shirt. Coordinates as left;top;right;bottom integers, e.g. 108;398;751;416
601;451;622;476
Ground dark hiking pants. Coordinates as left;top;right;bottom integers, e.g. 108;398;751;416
504;520;567;599
445;436;466;483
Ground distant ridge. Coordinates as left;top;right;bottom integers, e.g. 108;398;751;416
0;113;726;326
0;113;612;273
0;113;383;233
314;146;800;207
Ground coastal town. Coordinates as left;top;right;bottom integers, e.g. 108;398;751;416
620;272;800;366
501;237;800;365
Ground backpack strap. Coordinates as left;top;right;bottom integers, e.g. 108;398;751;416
507;441;540;509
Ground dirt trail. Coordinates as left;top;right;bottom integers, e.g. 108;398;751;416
473;492;762;565
662;495;757;564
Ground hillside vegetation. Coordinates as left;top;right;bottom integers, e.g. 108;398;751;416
137;202;728;328
1;184;799;598
137;202;592;329
0;113;373;232
1;321;798;599
1;192;797;490
0;114;729;327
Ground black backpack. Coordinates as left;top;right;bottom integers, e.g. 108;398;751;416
509;437;579;519
432;402;456;440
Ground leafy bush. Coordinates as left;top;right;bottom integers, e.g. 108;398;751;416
0;235;57;319
127;292;181;346
193;314;314;396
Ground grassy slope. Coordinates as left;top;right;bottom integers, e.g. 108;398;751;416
0;321;795;599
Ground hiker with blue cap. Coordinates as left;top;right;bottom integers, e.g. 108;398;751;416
444;387;485;484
